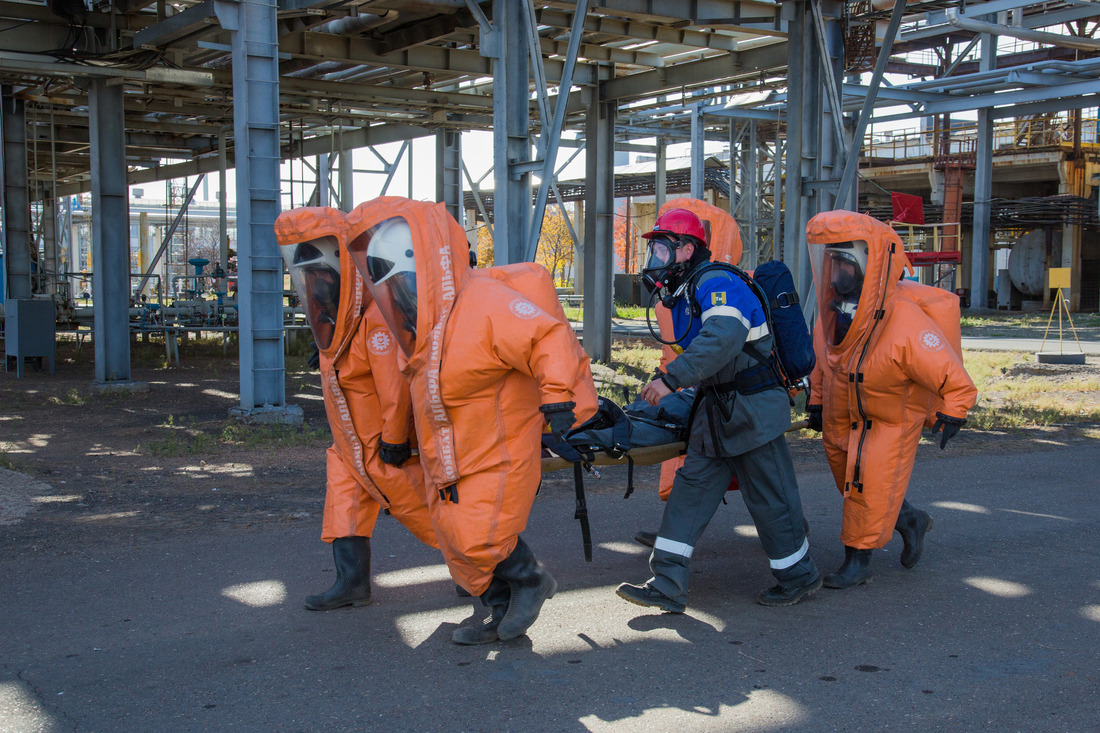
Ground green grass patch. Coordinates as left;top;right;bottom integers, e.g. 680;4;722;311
144;421;331;458
964;349;1100;430
560;303;652;321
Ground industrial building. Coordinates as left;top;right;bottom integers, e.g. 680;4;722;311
1;0;1098;418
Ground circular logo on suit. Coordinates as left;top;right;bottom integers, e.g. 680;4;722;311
509;298;540;319
919;329;944;351
367;327;395;355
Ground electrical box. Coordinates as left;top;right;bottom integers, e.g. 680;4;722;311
4;299;56;377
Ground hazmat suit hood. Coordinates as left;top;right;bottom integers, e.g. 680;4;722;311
655;198;744;369
346;197;471;373
807;210;907;353
658;197;743;266
276;206;368;360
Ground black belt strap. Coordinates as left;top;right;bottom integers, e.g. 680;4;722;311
573;462;592;561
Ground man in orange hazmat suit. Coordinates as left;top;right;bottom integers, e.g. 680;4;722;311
276;207;437;611
805;210;977;589
346;197;597;645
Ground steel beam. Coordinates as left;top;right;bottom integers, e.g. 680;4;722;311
526;0;588;263
435;129;462;224
583;89;615;364
1;86;31;300
217;0;300;422
601;42;788;100
41;190;58;295
491;0;530;265
89;81;133;384
969;33;996;314
655;139;667;211
691;104;705;199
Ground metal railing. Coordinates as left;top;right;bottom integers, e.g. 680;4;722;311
863;116;1100;165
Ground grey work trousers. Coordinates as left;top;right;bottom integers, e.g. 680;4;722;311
648;434;818;605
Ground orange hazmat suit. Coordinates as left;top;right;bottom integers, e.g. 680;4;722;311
346;197;596;595
807;210;977;550
274;206;436;548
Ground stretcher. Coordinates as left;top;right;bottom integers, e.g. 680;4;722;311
541;418;810;563
540;419;808;474
541;441;685;473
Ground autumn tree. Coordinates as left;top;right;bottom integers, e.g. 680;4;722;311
535;208;576;285
476;224;494;267
613;199;639;273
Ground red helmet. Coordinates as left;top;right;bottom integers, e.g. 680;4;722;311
642;208;707;244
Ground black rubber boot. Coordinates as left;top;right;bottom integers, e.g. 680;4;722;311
634;530;657;548
895;499;933;569
493;537;558;641
616;582;686;613
304;536;372;610
757;573;823;607
452;578;510;645
823;546;873;589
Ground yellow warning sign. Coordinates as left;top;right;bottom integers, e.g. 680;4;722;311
1048;268;1071;290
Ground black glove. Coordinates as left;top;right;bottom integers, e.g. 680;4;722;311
307;344;320;370
378;439;412;466
540;401;577;435
931;412;966;450
805;405;823;433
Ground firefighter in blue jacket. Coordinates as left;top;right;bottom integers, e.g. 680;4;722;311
617;208;821;611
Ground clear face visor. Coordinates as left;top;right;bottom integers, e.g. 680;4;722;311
643;238;677;272
348;216;418;357
811;240;868;347
282;236;341;350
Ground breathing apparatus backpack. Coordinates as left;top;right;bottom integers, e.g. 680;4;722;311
684;260;816;394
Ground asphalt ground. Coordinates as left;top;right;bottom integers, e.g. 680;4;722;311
2;438;1098;732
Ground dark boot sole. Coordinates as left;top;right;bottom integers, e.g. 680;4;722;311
451;627;500;645
615;585;686;613
900;515;933;569
757;576;824;607
303;596;372;611
633;531;657;549
822;574;873;590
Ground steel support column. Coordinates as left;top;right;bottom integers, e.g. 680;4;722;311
491;0;530;264
318;153;331;207
583;89;615;363
218;0;300;422
1;86;31;300
835;0;907;206
969;32;996;313
690;104;705;199
89;81;133;384
338;150;354;212
655;139;667;211
782;1;817;300
740;121;760;269
41;189;58;295
435;129;463;224
218;127;230;274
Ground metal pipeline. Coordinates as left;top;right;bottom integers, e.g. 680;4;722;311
944;7;1100;52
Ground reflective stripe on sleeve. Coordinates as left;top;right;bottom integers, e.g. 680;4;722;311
769;537;809;570
700;305;770;341
653;536;694;558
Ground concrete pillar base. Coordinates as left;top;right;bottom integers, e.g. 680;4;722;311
91;380;149;392
228;404;304;425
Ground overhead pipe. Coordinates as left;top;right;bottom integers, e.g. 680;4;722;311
944;7;1100;52
315;10;396;36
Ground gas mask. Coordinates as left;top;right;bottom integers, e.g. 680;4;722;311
641;235;692;309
